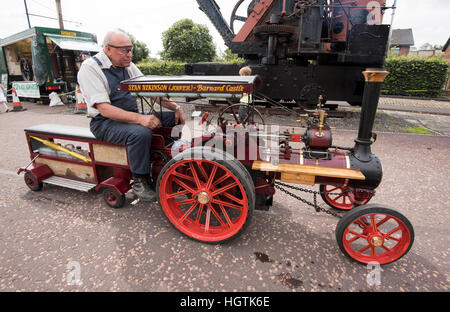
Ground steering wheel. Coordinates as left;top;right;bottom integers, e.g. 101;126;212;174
217;103;265;129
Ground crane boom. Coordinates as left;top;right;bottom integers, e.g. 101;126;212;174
195;0;235;47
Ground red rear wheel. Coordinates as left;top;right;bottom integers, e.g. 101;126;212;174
103;187;125;209
320;185;370;210
336;205;414;264
157;150;254;243
24;172;43;191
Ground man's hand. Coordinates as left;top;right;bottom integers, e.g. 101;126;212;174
157;97;186;125
139;114;162;129
95;103;162;129
175;108;186;125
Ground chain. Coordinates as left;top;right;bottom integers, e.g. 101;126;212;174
274;181;343;219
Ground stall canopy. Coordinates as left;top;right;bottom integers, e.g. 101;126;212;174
45;34;101;52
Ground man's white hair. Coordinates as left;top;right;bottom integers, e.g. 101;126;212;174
103;30;130;47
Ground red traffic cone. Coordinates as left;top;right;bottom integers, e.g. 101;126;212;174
11;88;26;112
74;86;87;114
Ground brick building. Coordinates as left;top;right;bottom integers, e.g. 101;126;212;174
443;37;450;96
390;29;415;56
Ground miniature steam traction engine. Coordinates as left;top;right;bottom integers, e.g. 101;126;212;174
18;69;414;265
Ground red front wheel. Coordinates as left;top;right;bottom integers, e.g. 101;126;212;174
157;148;255;243
336;205;414;264
320;185;371;210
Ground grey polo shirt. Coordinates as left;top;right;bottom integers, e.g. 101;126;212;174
77;50;143;117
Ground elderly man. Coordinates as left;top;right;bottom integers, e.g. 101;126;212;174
78;30;186;202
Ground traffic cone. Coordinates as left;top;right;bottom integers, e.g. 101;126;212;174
74;86;87;114
11;88;26;112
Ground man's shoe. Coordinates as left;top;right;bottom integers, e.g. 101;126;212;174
132;177;157;202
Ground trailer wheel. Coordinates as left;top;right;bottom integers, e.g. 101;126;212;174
157;148;255;243
320;185;371;210
335;205;414;265
103;187;125;209
24;172;43;191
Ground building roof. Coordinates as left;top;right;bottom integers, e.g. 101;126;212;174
391;29;415;47
0;27;97;47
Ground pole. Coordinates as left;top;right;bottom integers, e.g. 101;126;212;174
384;0;398;63
55;0;64;29
353;69;389;162
24;0;31;28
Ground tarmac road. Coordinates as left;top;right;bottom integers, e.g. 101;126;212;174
0;102;448;292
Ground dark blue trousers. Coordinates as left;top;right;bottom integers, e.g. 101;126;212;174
90;111;176;177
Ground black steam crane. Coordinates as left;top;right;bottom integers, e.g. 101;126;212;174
187;0;395;108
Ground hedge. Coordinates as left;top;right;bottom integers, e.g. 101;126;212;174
137;56;449;98
382;56;449;97
136;60;185;76
136;58;244;76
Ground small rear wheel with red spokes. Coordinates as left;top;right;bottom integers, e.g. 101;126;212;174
157;148;255;243
335;205;414;265
103;187;125;209
24;172;43;191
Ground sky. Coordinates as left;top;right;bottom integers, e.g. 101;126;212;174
0;0;449;58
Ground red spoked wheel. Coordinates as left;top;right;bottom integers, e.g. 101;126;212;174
320;185;371;211
157;148;255;243
103;187;125;209
24;172;43;191
336;205;414;265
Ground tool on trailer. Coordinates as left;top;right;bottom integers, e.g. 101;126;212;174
30;136;91;163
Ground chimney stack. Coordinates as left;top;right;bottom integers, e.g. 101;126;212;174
353;68;389;162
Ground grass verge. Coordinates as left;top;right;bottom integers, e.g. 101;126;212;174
402;126;436;135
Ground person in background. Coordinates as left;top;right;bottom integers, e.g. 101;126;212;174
0;85;8;113
80;51;91;61
77;51;92;106
239;66;252;77
238;66;252;123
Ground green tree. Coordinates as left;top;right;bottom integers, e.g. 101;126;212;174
217;48;245;64
420;43;443;51
161;19;216;63
120;29;150;63
132;40;150;64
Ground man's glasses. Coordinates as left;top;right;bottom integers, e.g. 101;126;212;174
108;44;133;54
